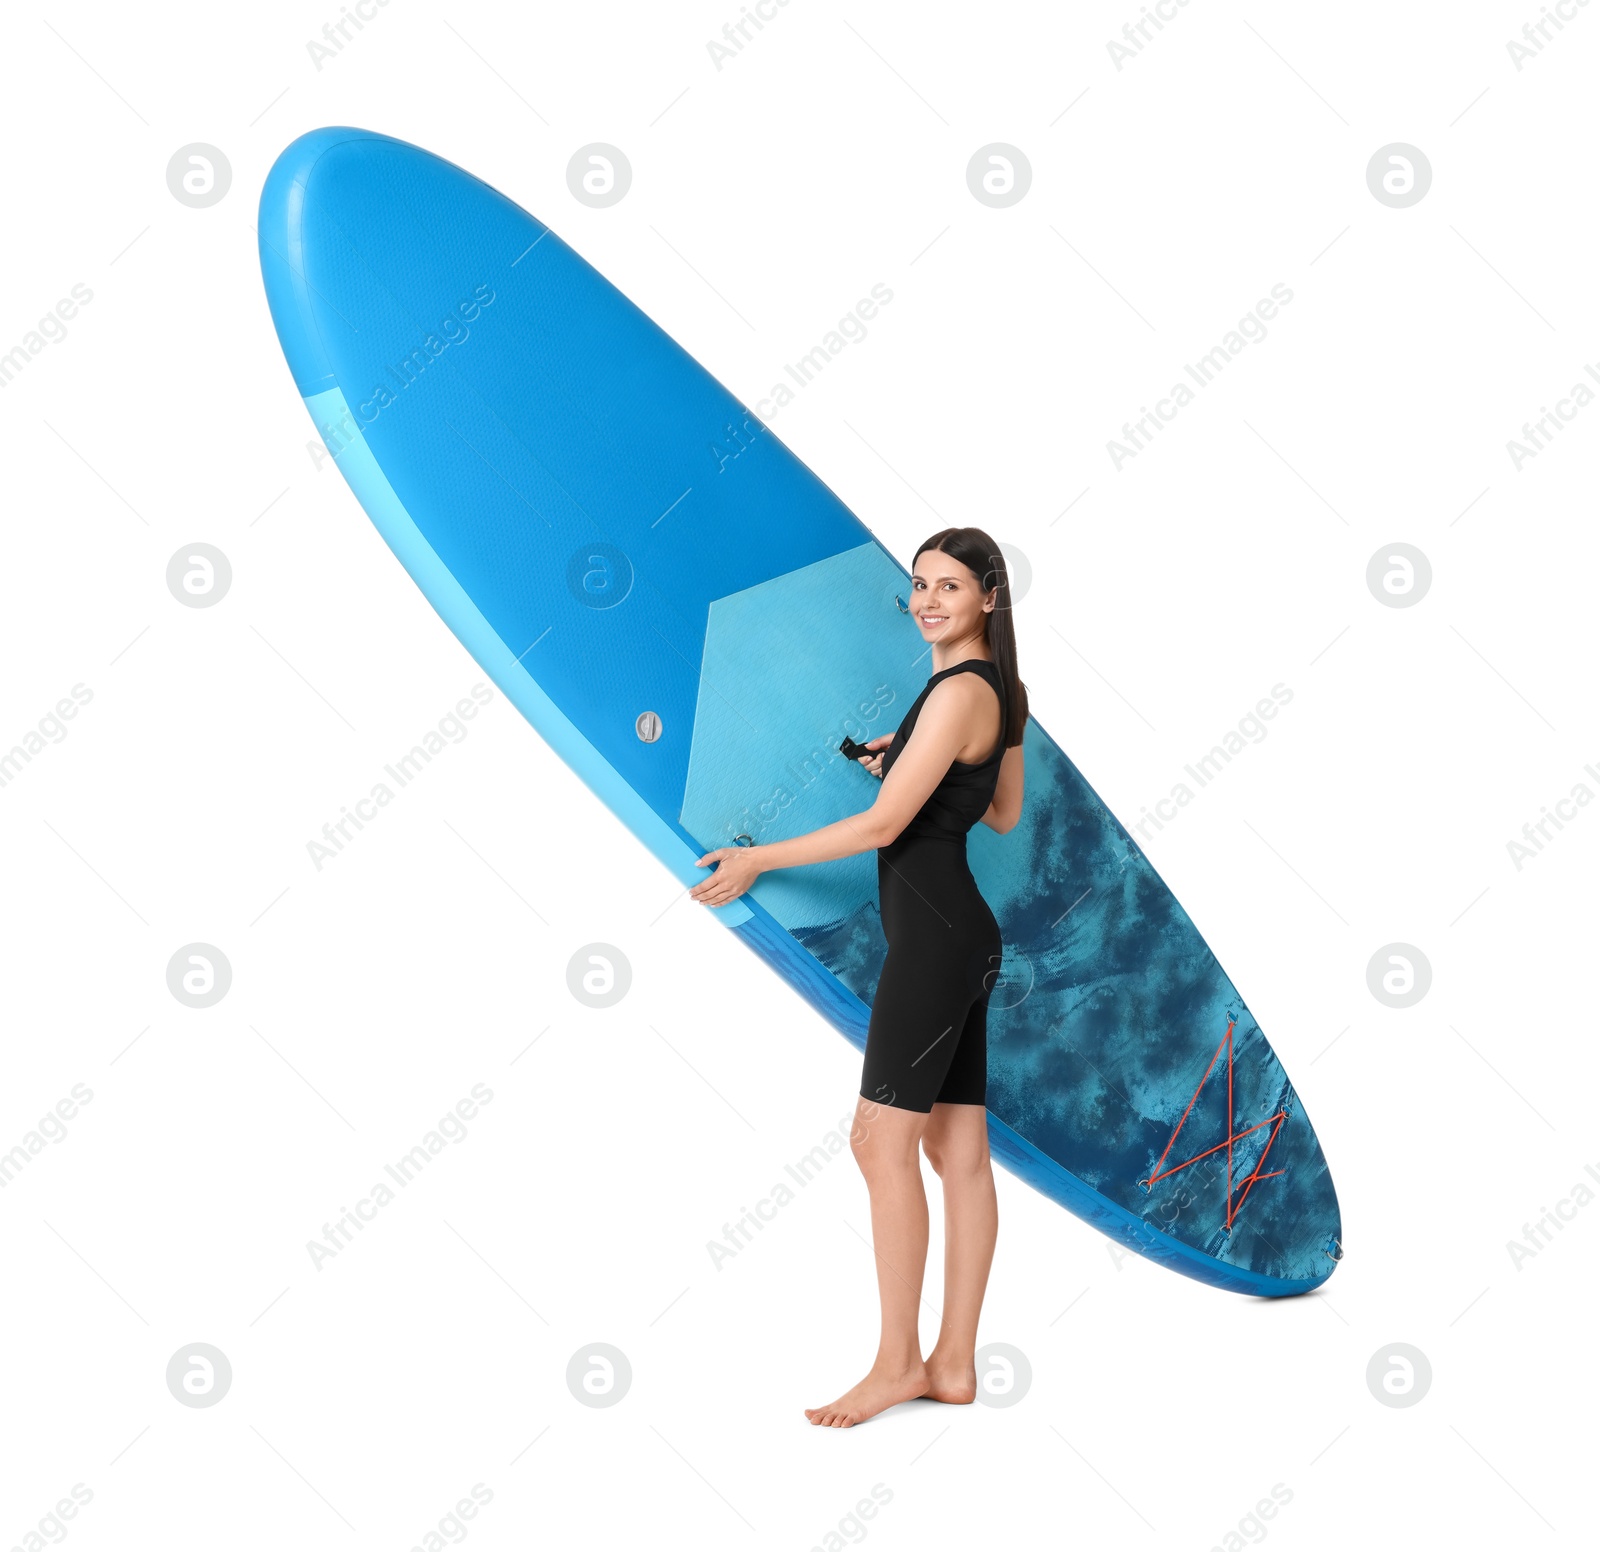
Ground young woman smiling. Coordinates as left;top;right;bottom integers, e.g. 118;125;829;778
691;526;1028;1428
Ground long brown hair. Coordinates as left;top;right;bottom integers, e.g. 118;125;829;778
914;527;1029;747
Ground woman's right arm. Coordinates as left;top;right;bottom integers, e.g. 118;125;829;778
856;732;894;778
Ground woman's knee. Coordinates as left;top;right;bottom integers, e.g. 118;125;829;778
850;1099;924;1175
922;1115;990;1178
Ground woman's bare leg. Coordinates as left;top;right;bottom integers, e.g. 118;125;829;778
919;1102;998;1403
805;1097;933;1427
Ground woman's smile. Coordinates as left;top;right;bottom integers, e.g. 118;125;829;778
910;549;995;653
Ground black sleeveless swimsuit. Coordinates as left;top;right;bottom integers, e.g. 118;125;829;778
860;659;1005;1113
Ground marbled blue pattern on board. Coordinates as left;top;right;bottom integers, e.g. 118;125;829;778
787;714;1341;1291
685;546;1341;1291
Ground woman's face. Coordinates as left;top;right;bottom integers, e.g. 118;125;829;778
910;549;995;647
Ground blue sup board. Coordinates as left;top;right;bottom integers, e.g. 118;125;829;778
259;128;1340;1296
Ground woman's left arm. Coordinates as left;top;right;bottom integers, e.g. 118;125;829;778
689;680;979;907
979;744;1025;833
691;814;881;907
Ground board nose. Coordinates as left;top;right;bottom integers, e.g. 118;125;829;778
257;127;403;397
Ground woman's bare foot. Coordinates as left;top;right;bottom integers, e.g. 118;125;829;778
805;1360;929;1427
922;1347;977;1404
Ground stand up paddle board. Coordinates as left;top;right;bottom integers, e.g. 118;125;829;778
258;128;1341;1295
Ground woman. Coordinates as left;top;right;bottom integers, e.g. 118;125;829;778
690;526;1028;1428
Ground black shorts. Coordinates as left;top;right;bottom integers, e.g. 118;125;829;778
859;839;1000;1114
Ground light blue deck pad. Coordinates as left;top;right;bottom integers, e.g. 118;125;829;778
260;128;1340;1295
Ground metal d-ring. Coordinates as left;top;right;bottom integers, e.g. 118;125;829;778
895;594;909;613
733;834;755;847
1325;1237;1344;1262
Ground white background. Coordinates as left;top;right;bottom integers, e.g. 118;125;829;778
2;2;1596;1548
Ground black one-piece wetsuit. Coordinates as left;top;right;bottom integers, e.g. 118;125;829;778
859;658;1006;1114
